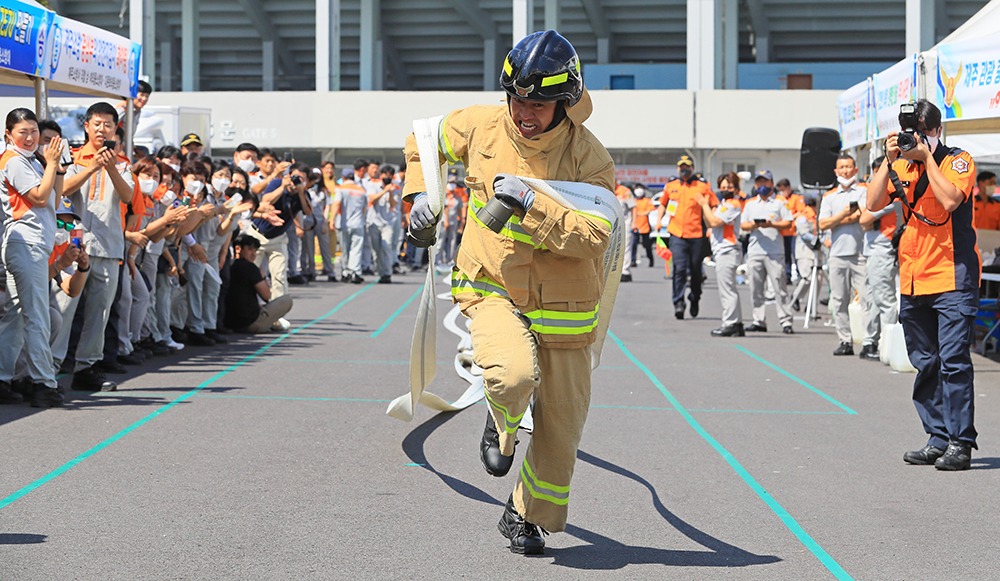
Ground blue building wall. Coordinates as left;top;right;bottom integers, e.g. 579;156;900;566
584;62;896;91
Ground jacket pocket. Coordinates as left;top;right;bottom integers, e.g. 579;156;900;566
526;276;601;346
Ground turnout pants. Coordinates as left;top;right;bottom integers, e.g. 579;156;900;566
465;296;590;533
714;249;743;327
747;253;792;328
828;255;869;345
0;242;56;388
899;290;978;450
670;236;705;311
864;253;898;346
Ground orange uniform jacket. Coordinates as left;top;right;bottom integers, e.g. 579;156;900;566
662;176;717;239
634;197;654;234
779;193;805;236
890;147;980;295
973;195;1000;230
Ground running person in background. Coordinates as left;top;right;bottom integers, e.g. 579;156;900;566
655;155;716;319
631;185;655;267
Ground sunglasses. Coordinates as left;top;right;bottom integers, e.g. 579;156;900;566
56;219;76;231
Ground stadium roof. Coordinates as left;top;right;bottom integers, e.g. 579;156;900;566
52;0;988;91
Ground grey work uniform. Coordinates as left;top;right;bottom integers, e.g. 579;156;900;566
65;150;133;371
365;180;397;278
709;198;743;327
301;186;334;276
0;150;58;388
819;183;869;345
742;193;793;328
334;182;368;277
863;201;902;347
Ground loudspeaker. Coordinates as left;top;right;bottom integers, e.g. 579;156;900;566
799;128;841;190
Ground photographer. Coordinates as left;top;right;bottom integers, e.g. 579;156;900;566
867;99;979;471
246;162;313;300
818;154;870;357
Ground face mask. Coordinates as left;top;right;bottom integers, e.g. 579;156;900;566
239;210;251;221
237;158;256;173
679;168;693;179
167;162;180;172
925;134;939;151
212;178;231;193
719;190;735;199
634;188;646;198
755;186;772;197
185;180;204;195
447;183;456;192
54;229;70;246
11;143;37;157
984;185;996;197
837;175;856;188
139;179;158;195
159;190;177;206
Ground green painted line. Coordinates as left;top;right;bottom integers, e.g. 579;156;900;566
734;345;858;415
609;331;853;581
371;285;424;338
0;283;376;512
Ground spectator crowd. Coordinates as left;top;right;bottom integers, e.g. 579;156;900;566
0;83;418;409
615;153;999;355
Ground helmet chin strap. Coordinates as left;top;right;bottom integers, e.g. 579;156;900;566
545;101;567;132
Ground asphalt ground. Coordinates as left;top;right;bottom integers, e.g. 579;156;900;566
1;260;999;580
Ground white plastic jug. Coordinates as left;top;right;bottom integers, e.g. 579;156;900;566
849;299;864;344
889;323;917;373
879;323;894;365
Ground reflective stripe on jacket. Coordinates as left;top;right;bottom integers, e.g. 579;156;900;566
405;89;615;348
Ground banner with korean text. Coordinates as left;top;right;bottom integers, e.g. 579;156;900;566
47;13;140;98
838;78;871;148
0;0;52;77
935;32;1000;121
872;55;916;140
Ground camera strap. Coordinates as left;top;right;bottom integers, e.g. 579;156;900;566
887;144;951;260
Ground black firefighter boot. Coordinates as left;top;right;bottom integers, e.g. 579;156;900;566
498;494;547;555
480;411;516;477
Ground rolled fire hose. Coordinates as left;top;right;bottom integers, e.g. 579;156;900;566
386;117;626;424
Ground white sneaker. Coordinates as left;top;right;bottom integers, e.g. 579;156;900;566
271;317;291;332
165;338;185;351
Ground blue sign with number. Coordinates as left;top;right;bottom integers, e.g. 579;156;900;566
0;0;52;77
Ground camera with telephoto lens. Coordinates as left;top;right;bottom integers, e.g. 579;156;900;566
896;103;923;152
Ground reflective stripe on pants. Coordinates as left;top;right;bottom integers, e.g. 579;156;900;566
465;296;590;533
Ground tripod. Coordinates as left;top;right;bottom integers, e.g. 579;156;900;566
788;246;823;329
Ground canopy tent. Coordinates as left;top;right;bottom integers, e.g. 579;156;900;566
0;0;142;153
837;0;1000;160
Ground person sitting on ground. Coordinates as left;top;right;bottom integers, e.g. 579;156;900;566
225;234;292;333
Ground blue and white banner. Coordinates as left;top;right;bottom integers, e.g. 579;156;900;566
935;32;1000;121
47;14;140;98
0;0;52;77
838;78;871;149
872;55;917;140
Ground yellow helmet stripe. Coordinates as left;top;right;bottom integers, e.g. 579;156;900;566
540;72;568;87
503;57;513;77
